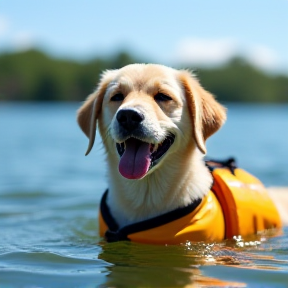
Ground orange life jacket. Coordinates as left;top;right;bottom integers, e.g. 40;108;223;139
99;159;281;244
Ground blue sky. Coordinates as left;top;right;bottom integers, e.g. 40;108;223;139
1;0;288;74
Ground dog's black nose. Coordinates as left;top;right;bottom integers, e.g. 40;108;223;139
116;109;144;131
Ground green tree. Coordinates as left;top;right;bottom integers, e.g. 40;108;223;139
1;50;287;102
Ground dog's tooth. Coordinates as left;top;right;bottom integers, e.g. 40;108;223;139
153;143;159;153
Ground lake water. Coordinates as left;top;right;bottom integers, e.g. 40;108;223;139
0;102;288;288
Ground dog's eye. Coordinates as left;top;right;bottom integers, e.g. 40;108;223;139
111;93;124;101
154;93;172;102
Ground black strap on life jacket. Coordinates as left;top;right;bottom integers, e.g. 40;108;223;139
100;190;202;242
205;157;237;175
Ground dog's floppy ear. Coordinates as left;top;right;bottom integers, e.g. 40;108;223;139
77;71;114;156
180;70;226;154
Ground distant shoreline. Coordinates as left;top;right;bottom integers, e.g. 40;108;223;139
1;49;288;103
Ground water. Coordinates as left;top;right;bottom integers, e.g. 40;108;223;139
0;102;288;288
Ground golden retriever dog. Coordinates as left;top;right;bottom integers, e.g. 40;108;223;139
77;64;286;244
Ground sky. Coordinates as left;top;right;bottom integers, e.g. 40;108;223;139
1;0;288;74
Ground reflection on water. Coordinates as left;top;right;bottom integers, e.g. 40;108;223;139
0;103;288;287
98;232;288;288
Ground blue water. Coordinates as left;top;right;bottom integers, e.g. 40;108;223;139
0;103;288;288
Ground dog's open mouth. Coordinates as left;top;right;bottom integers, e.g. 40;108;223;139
116;134;175;180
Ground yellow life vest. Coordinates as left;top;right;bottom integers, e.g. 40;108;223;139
99;159;281;244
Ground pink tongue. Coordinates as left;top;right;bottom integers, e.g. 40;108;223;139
119;138;151;179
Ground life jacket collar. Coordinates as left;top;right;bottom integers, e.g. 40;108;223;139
100;190;202;242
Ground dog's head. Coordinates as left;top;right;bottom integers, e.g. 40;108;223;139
77;64;226;180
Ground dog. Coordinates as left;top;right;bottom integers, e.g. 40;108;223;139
77;64;284;244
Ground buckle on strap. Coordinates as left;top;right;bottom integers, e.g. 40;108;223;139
206;157;237;174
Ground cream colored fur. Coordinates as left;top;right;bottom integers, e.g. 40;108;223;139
77;64;287;228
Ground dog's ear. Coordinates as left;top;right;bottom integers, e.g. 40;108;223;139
77;71;114;155
179;70;226;154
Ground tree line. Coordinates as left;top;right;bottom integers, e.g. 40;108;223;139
0;49;287;102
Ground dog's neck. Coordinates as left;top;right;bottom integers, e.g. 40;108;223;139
105;147;212;228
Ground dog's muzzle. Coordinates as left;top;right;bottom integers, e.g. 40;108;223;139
114;108;175;180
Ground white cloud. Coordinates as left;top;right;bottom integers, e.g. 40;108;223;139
0;15;9;36
12;31;35;51
0;15;35;52
174;38;238;66
243;45;280;71
174;37;281;72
